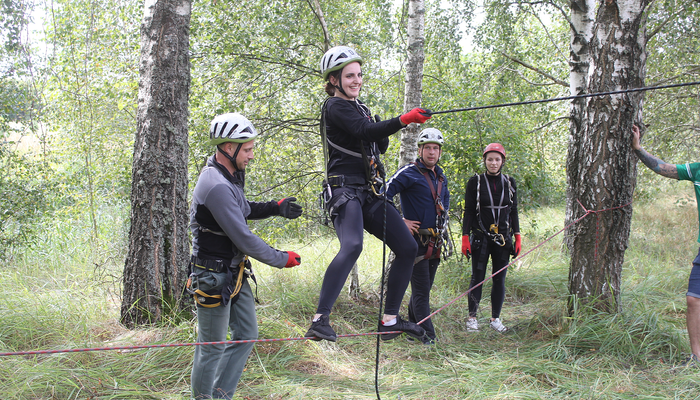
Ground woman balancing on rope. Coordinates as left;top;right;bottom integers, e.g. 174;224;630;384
461;143;521;333
305;45;431;342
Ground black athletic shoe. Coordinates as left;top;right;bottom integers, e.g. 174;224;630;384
379;316;426;341
305;314;337;342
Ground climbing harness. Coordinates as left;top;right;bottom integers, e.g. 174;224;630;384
411;162;452;263
475;173;514;247
318;98;387;222
186;256;254;308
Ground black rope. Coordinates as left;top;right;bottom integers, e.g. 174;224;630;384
374;191;388;400
428;81;700;115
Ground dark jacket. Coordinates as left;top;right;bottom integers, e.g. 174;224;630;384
462;172;520;239
385;159;450;229
323;97;402;180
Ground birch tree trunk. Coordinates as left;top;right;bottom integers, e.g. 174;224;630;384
121;0;192;328
399;0;426;167
565;0;647;313
385;0;426;288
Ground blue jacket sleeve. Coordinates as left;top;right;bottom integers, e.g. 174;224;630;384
384;164;414;200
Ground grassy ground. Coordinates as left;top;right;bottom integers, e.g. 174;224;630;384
1;190;699;399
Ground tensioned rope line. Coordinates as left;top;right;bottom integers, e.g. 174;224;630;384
0;199;632;358
428;81;700;115
0;331;402;357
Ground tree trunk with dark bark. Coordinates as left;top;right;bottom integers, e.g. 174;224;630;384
121;0;192;328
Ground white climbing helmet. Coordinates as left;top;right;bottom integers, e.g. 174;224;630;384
209;113;258;146
417;128;444;146
320;46;363;80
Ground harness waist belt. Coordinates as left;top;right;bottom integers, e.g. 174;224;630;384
190;255;231;273
326;175;368;188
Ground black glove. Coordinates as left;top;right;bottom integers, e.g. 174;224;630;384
278;197;302;219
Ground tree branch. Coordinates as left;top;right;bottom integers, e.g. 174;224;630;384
306;0;331;51
500;52;568;87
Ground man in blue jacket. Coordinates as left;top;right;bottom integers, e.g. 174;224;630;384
385;128;450;344
189;112;303;399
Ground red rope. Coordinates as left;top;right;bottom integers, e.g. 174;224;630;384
0;200;633;357
0;330;403;357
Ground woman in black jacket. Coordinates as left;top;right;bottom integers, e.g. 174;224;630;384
305;46;431;342
461;143;521;333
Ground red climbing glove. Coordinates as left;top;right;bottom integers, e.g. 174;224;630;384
284;251;301;268
400;108;432;125
461;235;471;260
278;197;302;219
514;233;521;257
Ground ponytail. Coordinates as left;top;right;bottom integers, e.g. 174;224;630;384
324;70;341;96
324;81;336;96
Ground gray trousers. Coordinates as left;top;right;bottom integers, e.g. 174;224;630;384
191;277;257;399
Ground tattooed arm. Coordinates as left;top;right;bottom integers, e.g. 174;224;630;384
631;125;679;179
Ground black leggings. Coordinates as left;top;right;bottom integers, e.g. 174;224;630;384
316;191;418;316
467;235;511;319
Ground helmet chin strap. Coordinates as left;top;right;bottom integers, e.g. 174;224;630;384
217;143;242;171
333;68;351;98
335;84;349;97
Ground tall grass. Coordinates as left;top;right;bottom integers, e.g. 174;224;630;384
1;191;700;399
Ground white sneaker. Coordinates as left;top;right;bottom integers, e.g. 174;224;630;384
466;318;479;332
490;318;507;333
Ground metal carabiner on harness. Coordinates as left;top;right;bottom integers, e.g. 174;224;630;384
488;223;506;246
492;233;506;247
186;272;198;295
369;156;384;196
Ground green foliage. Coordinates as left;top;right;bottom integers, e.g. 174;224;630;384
40;0;139;229
0;0;32;53
643;0;700;163
0;144;50;259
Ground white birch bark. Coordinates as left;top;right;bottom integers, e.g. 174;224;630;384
565;0;648;312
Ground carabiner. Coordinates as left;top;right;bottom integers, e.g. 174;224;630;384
186;272;199;295
493;233;506;247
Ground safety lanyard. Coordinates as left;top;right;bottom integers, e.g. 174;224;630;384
414;162;445;227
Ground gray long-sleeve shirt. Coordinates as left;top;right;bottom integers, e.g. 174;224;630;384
189;156;287;269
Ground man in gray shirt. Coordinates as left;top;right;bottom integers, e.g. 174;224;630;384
189;113;302;399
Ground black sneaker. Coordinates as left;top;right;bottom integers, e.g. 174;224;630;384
379;316;426;341
305;315;337;342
